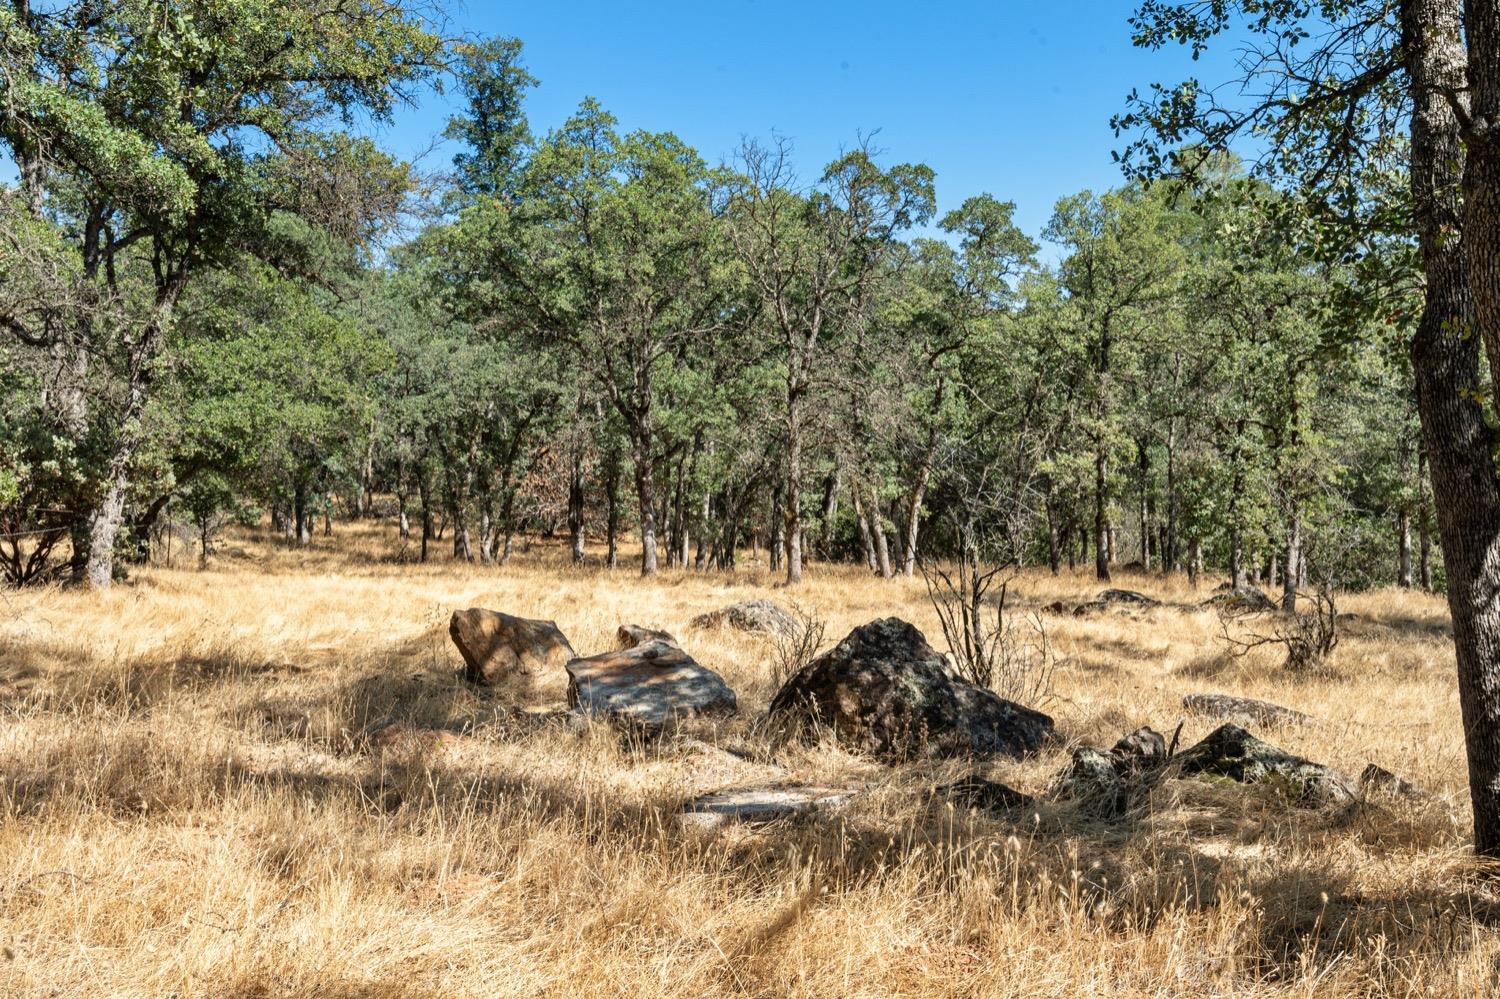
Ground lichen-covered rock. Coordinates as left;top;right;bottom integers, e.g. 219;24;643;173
449;608;575;685
691;599;798;638
1202;586;1277;613
1112;726;1168;767
1052;746;1130;816
1173;723;1351;804
766;617;1053;761
567;638;736;728
1183;693;1311;726
1050;727;1171;818
1073;589;1161;615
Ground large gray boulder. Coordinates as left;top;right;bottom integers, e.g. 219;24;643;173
450;608;575;685
566;636;737;728
766;617;1054;761
691;599;798;638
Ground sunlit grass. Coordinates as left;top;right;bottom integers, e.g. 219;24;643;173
0;521;1489;997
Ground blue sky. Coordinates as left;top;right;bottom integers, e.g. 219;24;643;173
375;1;1246;255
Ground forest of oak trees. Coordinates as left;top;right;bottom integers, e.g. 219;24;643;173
7;1;1500;852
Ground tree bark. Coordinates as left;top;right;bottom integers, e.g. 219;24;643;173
1094;448;1111;582
864;482;893;580
851;478;876;571
567;434;587;564
1406;0;1500;855
604;453;621;570
820;469;841;560
784;383;805;584
84;297;179;588
1282;512;1301;614
1045;480;1061;575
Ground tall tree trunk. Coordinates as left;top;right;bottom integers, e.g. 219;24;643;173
418;474;432;563
479;509;495;565
899;466;932;577
1066;510;1078;572
1165;356;1181;569
1138;439;1151;570
1045;480;1061;575
293;483;311;547
851;478;876;571
1398;509;1415;587
1188;538;1202;589
604;455;621;570
1094;447;1111;582
820;469;841;559
900;401;941;576
1406;0;1500;855
784;383;805;584
1282;512;1301;614
630;434;659;576
865;482;893;580
765;482;781;572
568;448;587;565
84;295;179;588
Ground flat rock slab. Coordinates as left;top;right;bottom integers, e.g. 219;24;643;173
678;784;859;828
767;617;1053;761
450;609;575;685
691;599;798;638
1183;693;1311;726
567;639;737;728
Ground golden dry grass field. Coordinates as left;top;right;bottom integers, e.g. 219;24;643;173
1;522;1494;997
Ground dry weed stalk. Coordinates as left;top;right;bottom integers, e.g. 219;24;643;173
1218;586;1340;673
920;554;1059;706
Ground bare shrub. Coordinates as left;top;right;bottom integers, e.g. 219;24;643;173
920;555;1059;706
1218;586;1339;674
769;602;826;687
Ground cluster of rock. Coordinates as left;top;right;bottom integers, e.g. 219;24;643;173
940;720;1358;821
448;604;1055;759
1043;584;1281;616
1046;588;1161;616
441;598;1396;831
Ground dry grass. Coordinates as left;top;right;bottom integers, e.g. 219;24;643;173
1;522;1495;997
